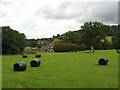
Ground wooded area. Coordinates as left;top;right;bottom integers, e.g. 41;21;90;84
1;21;120;54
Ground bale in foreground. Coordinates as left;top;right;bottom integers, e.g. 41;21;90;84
98;58;108;65
30;59;40;67
13;62;27;71
22;54;27;58
36;54;41;58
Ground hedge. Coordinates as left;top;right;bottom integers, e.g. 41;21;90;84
53;43;86;52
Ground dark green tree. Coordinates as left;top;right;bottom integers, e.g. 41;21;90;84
80;21;110;49
26;39;38;47
59;30;83;44
112;25;120;49
2;26;26;54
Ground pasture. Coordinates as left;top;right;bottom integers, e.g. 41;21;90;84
2;50;118;88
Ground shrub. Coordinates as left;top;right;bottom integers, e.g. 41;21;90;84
53;43;86;52
96;40;112;50
21;49;40;54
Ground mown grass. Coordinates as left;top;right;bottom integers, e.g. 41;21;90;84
0;55;2;89
2;50;118;88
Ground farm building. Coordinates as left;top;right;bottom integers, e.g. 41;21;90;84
41;43;54;52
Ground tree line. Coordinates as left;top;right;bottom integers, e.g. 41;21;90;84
1;21;120;54
1;26;26;54
53;22;120;50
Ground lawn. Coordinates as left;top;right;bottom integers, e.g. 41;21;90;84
2;50;118;88
0;55;2;89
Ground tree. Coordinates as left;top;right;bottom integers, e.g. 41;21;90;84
59;30;83;44
80;21;110;50
26;39;38;47
112;25;120;49
53;39;63;43
2;26;26;54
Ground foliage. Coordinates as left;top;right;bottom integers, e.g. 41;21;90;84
53;39;63;43
59;30;84;44
112;25;120;49
29;22;118;50
96;40;112;50
1;26;26;54
21;49;40;54
80;21;110;49
54;43;86;52
37;38;53;48
26;39;38;47
51;22;118;50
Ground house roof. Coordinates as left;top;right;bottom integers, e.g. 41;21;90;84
24;47;32;50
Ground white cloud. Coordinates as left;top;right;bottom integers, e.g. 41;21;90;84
0;0;119;39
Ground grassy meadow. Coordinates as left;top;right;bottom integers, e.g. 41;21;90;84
2;50;118;88
0;56;2;89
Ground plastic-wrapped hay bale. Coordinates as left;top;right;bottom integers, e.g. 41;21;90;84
116;49;120;53
22;54;27;58
13;62;27;71
36;54;41;58
30;59;40;67
98;58;108;65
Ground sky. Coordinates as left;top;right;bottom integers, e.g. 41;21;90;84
0;0;119;39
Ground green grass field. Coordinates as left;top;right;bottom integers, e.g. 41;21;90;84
0;56;2;89
2;50;118;88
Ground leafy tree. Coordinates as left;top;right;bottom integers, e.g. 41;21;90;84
1;26;26;54
59;30;83;44
80;21;110;49
26;39;38;47
53;39;63;43
112;25;120;49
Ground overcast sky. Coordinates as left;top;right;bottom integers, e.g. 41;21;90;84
0;0;119;39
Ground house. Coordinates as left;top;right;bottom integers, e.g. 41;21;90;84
41;43;54;52
41;44;49;51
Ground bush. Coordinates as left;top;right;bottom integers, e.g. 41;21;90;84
96;40;112;50
53;43;86;52
2;26;26;55
21;49;40;54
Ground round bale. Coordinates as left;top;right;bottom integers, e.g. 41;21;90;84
98;58;108;65
13;62;27;71
36;54;41;58
75;50;77;52
30;59;40;67
22;54;27;58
